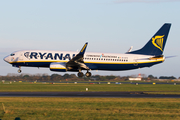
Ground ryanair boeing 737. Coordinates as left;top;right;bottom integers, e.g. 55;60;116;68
4;23;171;77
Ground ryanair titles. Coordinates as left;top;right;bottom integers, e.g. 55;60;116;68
24;52;76;60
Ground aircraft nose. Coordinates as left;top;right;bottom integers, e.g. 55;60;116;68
3;56;10;63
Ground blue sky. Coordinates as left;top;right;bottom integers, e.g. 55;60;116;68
0;0;180;77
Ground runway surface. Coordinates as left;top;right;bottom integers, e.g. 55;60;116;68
0;92;180;98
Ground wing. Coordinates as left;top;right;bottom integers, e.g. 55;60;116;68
66;42;89;71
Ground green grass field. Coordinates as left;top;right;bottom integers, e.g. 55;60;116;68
0;97;180;120
0;82;180;94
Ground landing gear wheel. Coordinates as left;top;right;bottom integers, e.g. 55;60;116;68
85;72;91;77
18;69;22;73
77;72;84;77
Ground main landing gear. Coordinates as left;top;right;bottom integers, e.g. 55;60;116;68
77;70;92;77
78;72;84;77
85;71;91;77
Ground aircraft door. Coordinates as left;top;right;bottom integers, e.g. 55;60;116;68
133;57;138;66
18;52;24;61
24;51;31;60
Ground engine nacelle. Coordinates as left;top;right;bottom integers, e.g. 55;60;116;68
50;62;67;72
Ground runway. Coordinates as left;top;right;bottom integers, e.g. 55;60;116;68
0;92;180;98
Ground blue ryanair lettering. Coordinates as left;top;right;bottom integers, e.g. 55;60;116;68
63;54;71;60
39;53;46;59
24;52;30;58
54;53;63;60
46;53;53;60
28;52;76;60
30;52;38;59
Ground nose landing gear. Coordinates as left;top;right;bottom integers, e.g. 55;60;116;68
18;66;22;73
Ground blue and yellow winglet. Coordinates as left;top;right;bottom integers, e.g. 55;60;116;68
79;42;88;56
67;42;88;63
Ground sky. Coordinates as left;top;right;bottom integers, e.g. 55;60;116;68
0;0;180;78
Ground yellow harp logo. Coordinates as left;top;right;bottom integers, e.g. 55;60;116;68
152;35;164;52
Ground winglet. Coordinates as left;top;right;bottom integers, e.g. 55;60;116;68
79;42;88;56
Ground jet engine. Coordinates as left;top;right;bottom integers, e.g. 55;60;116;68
50;62;67;72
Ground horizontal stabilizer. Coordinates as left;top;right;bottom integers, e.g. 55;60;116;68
135;55;164;60
165;56;176;59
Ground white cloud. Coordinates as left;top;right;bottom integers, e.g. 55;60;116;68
114;0;180;3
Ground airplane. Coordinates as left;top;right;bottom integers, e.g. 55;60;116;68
4;23;171;77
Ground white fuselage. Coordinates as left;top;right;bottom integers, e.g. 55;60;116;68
4;50;164;71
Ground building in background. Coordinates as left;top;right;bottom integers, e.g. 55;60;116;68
129;74;142;81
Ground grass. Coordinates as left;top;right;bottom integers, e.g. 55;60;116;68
0;97;180;119
0;83;179;119
0;82;180;93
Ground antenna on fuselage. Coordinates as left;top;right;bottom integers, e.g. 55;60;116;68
126;46;133;53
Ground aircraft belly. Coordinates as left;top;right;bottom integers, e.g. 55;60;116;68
85;61;162;71
11;61;162;71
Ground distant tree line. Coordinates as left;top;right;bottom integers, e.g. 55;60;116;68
148;75;177;80
159;76;176;79
0;73;130;82
0;73;178;82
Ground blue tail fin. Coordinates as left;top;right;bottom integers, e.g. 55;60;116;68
127;23;171;56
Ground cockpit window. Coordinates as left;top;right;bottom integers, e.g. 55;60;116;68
10;53;15;56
